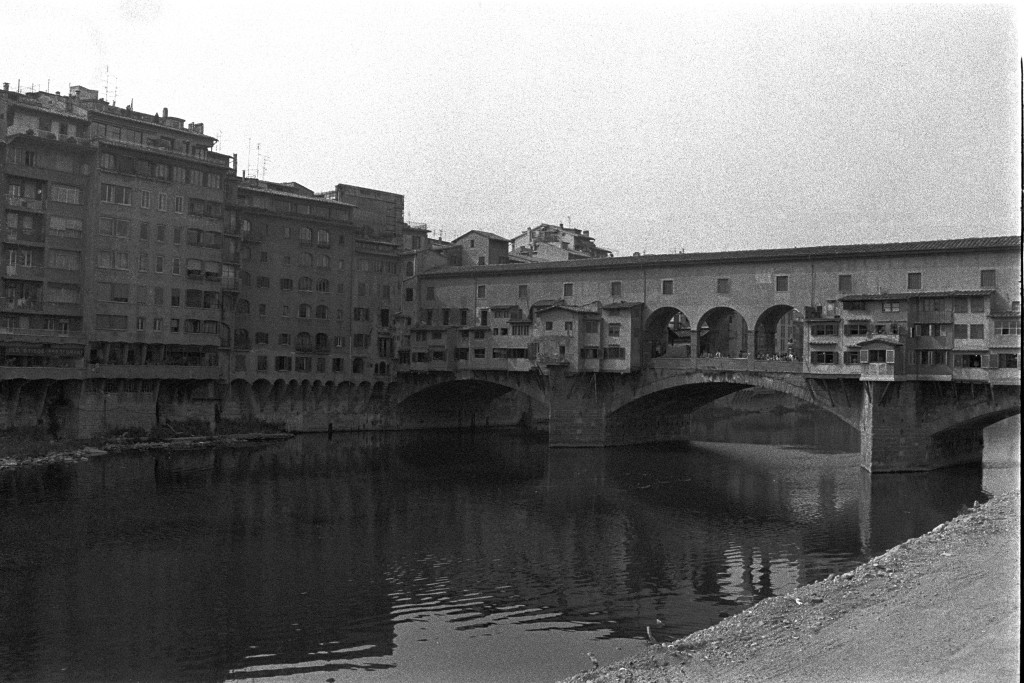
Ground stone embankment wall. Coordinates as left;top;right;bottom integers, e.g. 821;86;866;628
0;377;541;439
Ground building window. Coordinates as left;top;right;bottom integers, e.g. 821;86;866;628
996;319;1021;335
564;321;574;332
662;280;673;295
980;269;996;288
477;285;486;298
907;272;922;290
997;353;1019;369
563;283;574;297
775;275;788;292
584;320;600;334
100;184;131;205
969;324;985;340
518;284;528;298
717;278;730;294
882;301;900;312
610;281;622;297
608;323;621;337
838;274;852;292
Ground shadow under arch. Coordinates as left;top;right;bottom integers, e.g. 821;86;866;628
754;304;803;360
605;370;861;438
394;377;549;430
643;306;693;360
696;307;748;358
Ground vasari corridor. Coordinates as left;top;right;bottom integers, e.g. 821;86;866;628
0;4;1021;681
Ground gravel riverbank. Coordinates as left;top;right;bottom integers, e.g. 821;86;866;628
563;492;1020;683
0;432;292;471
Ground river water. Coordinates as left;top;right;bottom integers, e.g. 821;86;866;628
0;406;1018;683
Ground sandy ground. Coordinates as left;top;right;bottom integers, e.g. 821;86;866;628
563;493;1020;683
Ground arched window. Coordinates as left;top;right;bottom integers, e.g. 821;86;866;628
300;252;313;268
315;333;329;350
297;332;311;348
316;278;330;293
298;276;312;291
317;254;330;269
298;304;311;318
315;305;328;319
352;358;364;373
234;328;249;347
239;270;251;286
317;229;330;247
299;227;312;243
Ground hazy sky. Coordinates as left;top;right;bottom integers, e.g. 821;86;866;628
4;1;1020;255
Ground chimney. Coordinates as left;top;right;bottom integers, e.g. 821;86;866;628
3;83;9;91
162;107;168;121
583;230;589;237
559;222;563;228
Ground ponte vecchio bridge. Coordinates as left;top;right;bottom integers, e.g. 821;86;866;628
396;235;1021;473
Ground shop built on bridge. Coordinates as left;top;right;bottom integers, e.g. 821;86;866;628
2;235;1020;473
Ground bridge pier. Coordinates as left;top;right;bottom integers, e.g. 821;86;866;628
860;381;984;473
547;367;607;447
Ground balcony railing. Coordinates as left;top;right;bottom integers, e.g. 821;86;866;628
1;298;43;311
4;265;45;279
5;196;45;213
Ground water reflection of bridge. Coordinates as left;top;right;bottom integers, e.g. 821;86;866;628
0;432;991;679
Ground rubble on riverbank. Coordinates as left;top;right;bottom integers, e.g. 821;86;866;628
0;432;292;471
564;492;1020;683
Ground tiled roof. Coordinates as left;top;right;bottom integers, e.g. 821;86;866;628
453;230;509;243
422;235;1020;278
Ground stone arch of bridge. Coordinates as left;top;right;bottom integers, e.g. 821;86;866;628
694;307;749;358
923;389;1021;440
393;374;549;412
605;370;860;430
754;304;803;360
643;306;694;360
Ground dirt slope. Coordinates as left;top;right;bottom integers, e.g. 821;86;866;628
563;493;1020;683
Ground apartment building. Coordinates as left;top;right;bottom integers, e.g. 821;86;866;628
1;85;93;368
229;178;358;382
2;84;235;376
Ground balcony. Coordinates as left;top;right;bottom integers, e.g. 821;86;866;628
913;310;954;325
859;362;897;381
3;230;45;245
5;196;45;213
0;327;74;339
3;264;45;280
1;298;43;312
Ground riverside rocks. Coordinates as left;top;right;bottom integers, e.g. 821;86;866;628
564;494;1020;683
0;432;292;471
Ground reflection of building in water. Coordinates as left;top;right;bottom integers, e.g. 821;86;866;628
720;546;801;603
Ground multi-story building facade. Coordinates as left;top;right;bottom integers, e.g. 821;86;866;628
405;237;1021;380
228;178;357;384
1;85;93;369
2;84;235;372
84;87;234;373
